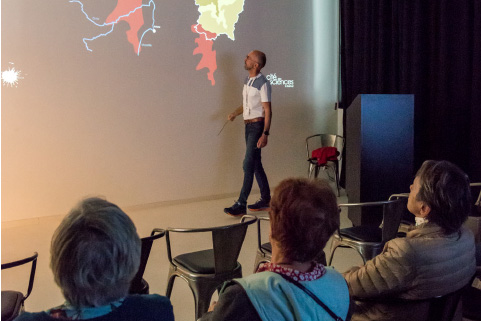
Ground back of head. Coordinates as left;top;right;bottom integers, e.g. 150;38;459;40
416;160;471;234
50;197;141;307
270;178;339;262
252;50;266;69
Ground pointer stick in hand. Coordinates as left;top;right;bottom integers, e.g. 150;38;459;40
217;120;230;136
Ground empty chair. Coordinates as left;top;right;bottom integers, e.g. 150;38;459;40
328;196;405;265
129;228;166;295
165;216;257;320
306;134;344;196
1;252;38;321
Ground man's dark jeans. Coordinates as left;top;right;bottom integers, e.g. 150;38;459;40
238;121;270;205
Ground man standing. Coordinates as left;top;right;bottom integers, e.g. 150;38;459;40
224;50;272;216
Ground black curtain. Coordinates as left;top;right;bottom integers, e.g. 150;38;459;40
340;0;481;181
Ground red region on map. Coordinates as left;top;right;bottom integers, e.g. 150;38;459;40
191;24;217;86
106;0;144;54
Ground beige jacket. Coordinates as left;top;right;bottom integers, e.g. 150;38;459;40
343;222;476;321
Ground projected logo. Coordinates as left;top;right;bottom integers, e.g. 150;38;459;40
266;73;294;88
2;63;24;87
70;0;159;55
192;0;245;86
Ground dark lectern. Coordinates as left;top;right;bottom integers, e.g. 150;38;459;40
345;94;414;226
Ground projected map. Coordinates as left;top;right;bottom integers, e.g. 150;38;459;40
192;0;245;86
71;0;246;86
70;0;159;55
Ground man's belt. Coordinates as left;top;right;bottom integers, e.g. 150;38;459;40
244;117;265;124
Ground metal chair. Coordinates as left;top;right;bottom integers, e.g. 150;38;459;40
252;215;272;272
165;216;257;320
1;252;38;321
306;134;345;196
129;228;165;295
328;196;405;265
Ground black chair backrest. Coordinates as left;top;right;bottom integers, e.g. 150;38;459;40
166;216;257;274
381;197;407;242
339;198;405;243
426;286;464;321
1;252;38;300
212;216;257;273
130;229;165;291
255;216;271;254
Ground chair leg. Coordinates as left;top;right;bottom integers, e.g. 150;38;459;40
165;271;176;298
308;163;315;178
191;283;217;320
335;162;340;196
314;165;320;179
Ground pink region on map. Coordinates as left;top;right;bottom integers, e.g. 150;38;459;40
106;0;144;54
191;24;217;86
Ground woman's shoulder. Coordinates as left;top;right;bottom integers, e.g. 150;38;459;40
13;312;50;321
123;294;173;311
112;294;173;321
125;294;171;305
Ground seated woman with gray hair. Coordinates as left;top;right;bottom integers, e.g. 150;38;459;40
16;197;174;321
200;178;350;321
344;160;476;321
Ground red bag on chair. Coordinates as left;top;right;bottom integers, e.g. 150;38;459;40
312;147;338;165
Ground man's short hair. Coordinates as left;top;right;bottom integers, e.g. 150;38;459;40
253;50;266;69
416;160;471;235
50;197;141;307
270;178;339;262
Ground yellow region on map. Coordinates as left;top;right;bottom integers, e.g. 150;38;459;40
195;0;245;40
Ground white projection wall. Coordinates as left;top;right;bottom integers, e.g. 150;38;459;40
1;0;340;221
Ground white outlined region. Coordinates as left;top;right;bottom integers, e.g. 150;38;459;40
193;24;217;41
2;63;24;87
70;0;158;56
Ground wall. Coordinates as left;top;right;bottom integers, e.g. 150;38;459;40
1;0;340;221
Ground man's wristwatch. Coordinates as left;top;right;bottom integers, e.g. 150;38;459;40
264;130;270;136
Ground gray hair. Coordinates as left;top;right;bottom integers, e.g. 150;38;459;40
50;197;141;307
416;160;471;235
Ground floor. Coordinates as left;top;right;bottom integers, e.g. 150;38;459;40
1;191;363;321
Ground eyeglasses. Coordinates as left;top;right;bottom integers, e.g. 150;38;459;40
246;55;260;64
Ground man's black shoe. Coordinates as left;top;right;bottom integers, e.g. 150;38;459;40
248;199;270;212
224;202;246;217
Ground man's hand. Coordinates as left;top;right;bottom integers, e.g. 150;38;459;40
228;113;237;121
257;134;268;148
